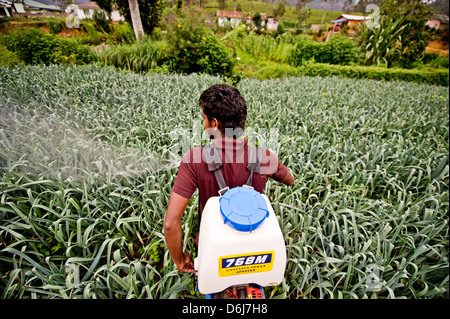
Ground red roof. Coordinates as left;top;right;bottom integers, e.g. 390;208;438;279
216;10;252;20
76;1;100;9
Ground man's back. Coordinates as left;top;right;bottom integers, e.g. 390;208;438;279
172;138;289;215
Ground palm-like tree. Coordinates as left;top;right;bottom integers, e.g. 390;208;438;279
128;0;145;40
320;0;339;30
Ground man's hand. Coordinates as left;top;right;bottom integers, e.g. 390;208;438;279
175;252;195;273
164;192;194;273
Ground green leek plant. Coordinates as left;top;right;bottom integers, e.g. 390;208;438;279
0;64;448;299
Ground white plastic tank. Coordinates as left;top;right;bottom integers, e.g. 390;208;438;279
194;186;287;295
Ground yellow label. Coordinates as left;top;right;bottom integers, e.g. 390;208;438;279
218;251;275;277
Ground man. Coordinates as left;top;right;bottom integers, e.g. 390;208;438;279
164;84;295;273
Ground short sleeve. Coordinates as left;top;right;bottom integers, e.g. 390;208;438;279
271;158;288;182
259;148;288;182
171;148;199;199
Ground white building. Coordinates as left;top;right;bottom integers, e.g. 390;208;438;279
266;17;279;31
216;10;278;31
75;1;124;21
1;0;63;16
217;10;252;28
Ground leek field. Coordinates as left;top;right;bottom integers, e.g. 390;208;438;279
0;64;448;299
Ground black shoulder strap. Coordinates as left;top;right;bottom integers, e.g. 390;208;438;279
244;145;261;188
202;144;229;196
203;142;261;195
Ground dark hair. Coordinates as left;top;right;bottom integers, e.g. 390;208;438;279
199;84;247;138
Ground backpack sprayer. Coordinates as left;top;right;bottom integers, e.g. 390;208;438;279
194;143;287;299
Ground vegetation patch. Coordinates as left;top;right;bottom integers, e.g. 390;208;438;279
0;64;448;299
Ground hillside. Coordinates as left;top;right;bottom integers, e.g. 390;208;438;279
201;0;348;25
37;0;347;25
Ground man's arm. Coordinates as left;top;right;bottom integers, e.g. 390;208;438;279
280;169;295;186
262;149;295;187
163;192;195;273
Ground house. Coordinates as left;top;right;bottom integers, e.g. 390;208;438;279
7;0;64;16
324;13;372;42
330;14;371;32
216;10;278;31
217;10;252;28
266;17;278;31
75;1;103;20
252;13;279;31
426;14;449;31
0;0;13;16
75;1;124;22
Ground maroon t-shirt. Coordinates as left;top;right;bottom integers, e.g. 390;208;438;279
172;138;288;215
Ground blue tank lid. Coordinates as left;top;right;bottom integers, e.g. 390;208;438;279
219;187;269;232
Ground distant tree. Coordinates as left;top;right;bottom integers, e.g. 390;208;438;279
354;0;380;14
197;0;206;9
296;0;312;26
295;0;305;13
236;3;242;12
253;12;262;31
342;0;355;13
113;0;164;36
319;0;338;30
274;0;286;19
127;0;145;39
95;0;114;15
218;0;227;10
379;0;433;67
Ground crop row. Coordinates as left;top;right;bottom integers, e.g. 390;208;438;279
0;64;448;298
